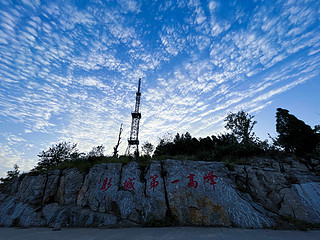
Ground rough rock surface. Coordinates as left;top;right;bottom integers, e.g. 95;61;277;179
233;157;320;223
0;194;45;227
162;160;274;228
43;170;61;204
15;174;47;205
0;158;319;228
42;203;118;227
55;168;83;205
143;161;167;223
76;162;167;225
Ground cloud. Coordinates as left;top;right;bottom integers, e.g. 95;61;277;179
0;143;32;177
117;0;141;13
160;24;187;56
5;134;26;146
0;0;319;177
251;77;310;104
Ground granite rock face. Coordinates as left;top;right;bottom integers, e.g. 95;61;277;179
0;158;319;228
55;168;83;205
76;162;167;225
162;160;274;228
0;194;45;227
15;174;47;205
233;157;320;223
43;170;61;204
143;161;167;223
42;203;118;227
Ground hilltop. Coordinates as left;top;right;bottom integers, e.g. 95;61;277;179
0;157;319;229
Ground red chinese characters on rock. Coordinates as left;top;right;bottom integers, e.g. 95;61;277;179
149;175;159;192
100;177;112;192
311;183;320;198
124;177;135;190
171;180;180;184
186;173;198;189
100;171;219;193
203;171;218;190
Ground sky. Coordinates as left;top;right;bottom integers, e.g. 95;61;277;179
0;0;319;177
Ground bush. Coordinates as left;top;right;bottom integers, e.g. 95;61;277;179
35;142;82;171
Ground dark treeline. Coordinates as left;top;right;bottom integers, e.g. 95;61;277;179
153;132;268;162
153;109;268;161
1;108;319;182
154;108;320;161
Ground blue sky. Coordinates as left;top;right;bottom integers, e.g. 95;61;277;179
0;0;319;177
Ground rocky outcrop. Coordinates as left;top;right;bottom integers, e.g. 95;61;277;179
55;168;83;205
0;158;319;228
233;157;320;224
162;160;274;228
0;194;45;227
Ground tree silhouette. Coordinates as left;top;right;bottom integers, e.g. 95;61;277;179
141;141;154;157
37;142;81;169
224;110;257;145
7;164;20;179
276;108;319;155
88;145;105;158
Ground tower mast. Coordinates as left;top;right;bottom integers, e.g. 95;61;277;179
126;78;142;157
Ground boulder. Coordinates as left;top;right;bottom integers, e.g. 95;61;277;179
237;165;290;213
162;160;275;228
76;163;122;214
294;182;320;223
43;170;61;204
15;174;47;205
42;203;118;227
77;162;167;225
116;162;145;223
234;158;320;223
143;161;167;223
55;168;83;205
276;182;320;223
278;187;308;220
0;194;45;227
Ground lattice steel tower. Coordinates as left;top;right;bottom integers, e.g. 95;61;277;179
126;78;142;156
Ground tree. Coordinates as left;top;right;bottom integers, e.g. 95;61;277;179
154;132;174;156
113;123;123;157
276;108;319;155
87;145;105;158
37;142;80;169
0;164;20;183
7;164;20;179
141;141;154;157
224;110;257;145
314;125;320;155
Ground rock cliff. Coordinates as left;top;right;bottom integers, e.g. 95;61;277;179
0;158;319;228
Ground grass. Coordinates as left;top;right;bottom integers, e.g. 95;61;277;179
5;153;268;181
26;155;134;176
5;151;310;181
12;154;201;180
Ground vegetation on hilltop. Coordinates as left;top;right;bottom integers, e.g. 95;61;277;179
1;108;319;182
276;108;319;156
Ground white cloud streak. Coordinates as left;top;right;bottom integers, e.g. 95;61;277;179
0;0;319;176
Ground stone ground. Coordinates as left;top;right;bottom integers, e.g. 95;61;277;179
0;227;320;240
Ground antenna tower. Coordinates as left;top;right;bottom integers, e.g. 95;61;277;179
126;78;141;157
